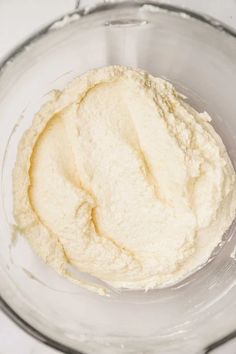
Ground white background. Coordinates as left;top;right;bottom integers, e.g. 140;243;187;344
0;0;236;353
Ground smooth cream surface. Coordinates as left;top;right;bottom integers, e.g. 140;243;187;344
13;66;236;294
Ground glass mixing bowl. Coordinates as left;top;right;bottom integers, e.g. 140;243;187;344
1;1;236;353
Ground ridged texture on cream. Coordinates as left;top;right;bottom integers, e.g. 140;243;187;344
13;66;236;294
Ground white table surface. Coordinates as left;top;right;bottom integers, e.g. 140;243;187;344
0;1;236;353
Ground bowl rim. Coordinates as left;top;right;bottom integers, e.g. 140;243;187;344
1;1;236;353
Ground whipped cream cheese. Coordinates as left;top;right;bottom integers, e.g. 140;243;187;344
13;66;236;294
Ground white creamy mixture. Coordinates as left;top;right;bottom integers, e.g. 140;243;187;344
13;66;236;294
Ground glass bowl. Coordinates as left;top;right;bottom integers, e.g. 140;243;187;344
1;1;236;353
